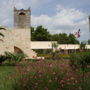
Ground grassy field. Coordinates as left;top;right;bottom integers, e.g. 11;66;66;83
0;65;15;90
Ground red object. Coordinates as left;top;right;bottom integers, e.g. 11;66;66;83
75;29;81;38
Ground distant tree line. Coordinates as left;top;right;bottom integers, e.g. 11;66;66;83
31;25;79;44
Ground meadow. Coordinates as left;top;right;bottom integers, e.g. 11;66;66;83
0;52;90;90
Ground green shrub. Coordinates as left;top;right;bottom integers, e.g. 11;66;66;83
70;52;90;71
60;54;70;59
4;52;27;63
0;55;8;64
38;53;70;60
0;52;27;65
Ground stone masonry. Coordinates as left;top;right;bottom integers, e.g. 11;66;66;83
14;7;31;29
0;7;37;59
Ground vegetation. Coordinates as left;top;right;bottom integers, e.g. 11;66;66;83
31;26;79;44
0;66;15;90
88;39;90;44
70;52;90;71
0;52;27;65
0;55;9;64
11;60;90;90
31;26;51;41
4;52;27;63
80;41;86;50
0;55;90;90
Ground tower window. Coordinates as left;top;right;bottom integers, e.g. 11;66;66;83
19;12;26;15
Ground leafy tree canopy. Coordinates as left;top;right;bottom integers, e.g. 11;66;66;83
31;26;51;41
31;26;79;44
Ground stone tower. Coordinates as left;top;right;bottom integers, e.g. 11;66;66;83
14;7;31;29
13;7;37;58
0;7;37;59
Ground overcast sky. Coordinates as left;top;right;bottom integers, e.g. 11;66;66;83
0;0;90;41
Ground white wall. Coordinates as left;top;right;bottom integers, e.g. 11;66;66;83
31;41;90;50
31;41;57;49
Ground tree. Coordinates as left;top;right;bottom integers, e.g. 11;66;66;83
52;33;68;44
88;39;90;44
51;34;60;41
80;41;86;50
52;33;79;44
31;26;51;41
52;33;69;44
58;33;69;44
68;34;79;44
31;25;80;44
52;42;58;52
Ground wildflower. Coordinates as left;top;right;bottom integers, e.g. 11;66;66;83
49;64;53;68
75;80;78;83
60;63;64;67
53;72;56;75
35;83;38;86
79;86;82;90
67;82;71;85
57;88;60;90
39;74;42;77
61;84;64;87
70;77;74;80
76;68;79;72
45;87;49;90
60;80;64;84
68;69;72;73
67;78;70;81
48;79;52;83
38;70;42;73
72;83;75;85
25;67;30;72
55;77;57;80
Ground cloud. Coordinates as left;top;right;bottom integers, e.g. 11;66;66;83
31;0;43;5
32;5;87;33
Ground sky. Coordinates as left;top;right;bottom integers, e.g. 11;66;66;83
0;0;90;41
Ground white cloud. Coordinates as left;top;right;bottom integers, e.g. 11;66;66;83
31;0;51;6
56;4;64;11
32;5;87;34
31;0;42;5
31;15;51;28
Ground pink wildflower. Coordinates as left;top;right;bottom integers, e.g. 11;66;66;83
49;64;53;68
53;72;56;75
79;86;82;90
60;80;64;84
49;80;52;83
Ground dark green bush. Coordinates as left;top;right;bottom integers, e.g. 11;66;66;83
70;52;90;71
5;52;27;63
0;52;27;65
0;55;8;64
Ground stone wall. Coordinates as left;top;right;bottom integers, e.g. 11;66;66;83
0;27;37;59
14;7;31;29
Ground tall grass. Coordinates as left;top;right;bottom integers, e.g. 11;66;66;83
12;60;84;90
